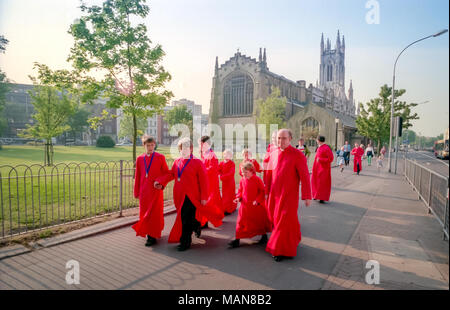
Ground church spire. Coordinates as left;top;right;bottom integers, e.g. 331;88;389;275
214;56;219;75
320;33;324;54
336;29;341;50
263;48;267;64
259;47;262;62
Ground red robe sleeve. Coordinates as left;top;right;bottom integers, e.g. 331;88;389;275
133;157;141;199
219;161;235;181
197;161;209;202
156;160;176;188
317;146;334;164
236;179;244;200
253;159;262;173
255;177;266;206
296;151;312;200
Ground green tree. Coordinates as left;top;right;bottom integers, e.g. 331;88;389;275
118;113;147;143
0;35;10;139
356;84;419;152
255;87;287;139
66;104;90;143
20;64;76;165
68;0;173;163
403;129;416;144
164;105;193;138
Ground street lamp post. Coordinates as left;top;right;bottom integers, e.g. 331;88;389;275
388;29;448;173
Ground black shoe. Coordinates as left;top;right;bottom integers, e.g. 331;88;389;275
145;236;157;247
228;239;240;248
195;227;201;238
224;211;231;216
201;222;209;229
258;234;268;245
273;256;283;262
341;168;344;172
319;200;325;204
177;244;190;251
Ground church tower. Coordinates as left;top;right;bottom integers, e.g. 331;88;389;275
319;30;346;98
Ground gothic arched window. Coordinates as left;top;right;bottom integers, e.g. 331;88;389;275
301;117;320;147
223;74;254;116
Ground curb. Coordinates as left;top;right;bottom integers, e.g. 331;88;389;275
0;205;177;260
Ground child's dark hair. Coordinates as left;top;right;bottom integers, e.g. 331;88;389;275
142;135;156;145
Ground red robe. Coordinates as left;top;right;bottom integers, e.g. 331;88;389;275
263;144;277;186
265;145;312;257
239;159;262;177
351;147;364;172
235;174;271;239
156;155;223;243
311;144;334;201
219;160;237;214
132;152;169;239
201;149;224;219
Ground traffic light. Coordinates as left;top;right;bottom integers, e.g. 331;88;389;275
397;116;403;137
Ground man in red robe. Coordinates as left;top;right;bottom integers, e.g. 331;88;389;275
200;136;224;225
228;162;271;248
265;129;312;262
351;142;364;175
219;149;237;215
132;135;169;247
311;135;334;203
155;138;223;251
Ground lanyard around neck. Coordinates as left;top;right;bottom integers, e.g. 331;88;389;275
143;152;156;178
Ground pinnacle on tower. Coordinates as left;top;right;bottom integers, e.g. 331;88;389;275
263;48;267;64
342;35;345;51
320;33;324;54
336;30;341;49
214;56;219;75
259;48;262;62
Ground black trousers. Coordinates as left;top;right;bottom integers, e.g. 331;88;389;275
344;152;350;165
180;196;201;247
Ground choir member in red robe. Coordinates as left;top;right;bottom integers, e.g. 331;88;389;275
239;149;262;177
199;136;224;226
228;162;271;248
263;131;278;187
311;135;334;203
265;129;312;262
155;138;223;251
132;135;169;246
219;149;237;215
351;142;364;175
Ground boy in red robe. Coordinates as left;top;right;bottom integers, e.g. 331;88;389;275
265;129;312;262
228;162;271;248
239;148;262;177
200;136;224;226
351;142;364;175
155;138;223;251
132;135;169;247
219;149;237;215
311;135;334;203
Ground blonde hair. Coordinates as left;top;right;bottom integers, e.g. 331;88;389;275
242;161;255;173
223;149;233;158
177;137;193;150
242;148;252;157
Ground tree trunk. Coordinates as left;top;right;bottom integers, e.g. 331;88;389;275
132;110;137;165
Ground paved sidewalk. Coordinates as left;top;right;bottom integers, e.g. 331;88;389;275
0;160;448;290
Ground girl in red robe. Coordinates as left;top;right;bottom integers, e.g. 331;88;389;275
218;149;237;215
239;149;262;177
311;136;334;203
200;136;224;222
228;162;271;248
263;131;278;187
155;138;223;251
132;135;169;247
351;143;364;175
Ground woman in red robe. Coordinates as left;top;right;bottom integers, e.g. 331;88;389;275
228;162;271;248
351;142;364;175
265;129;312;262
239;149;262;177
155;138;223;251
263;131;278;186
218;149;237;215
311;136;334;203
132;135;169;247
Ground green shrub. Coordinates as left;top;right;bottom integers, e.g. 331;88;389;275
96;136;115;148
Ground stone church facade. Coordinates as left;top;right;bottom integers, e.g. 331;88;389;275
208;31;363;152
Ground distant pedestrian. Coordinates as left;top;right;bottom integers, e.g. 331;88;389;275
239;149;262;177
228;162;271;249
380;146;386;160
337;146;345;172
219;149;237;215
343;141;351;166
351;142;364;175
376;155;383;172
311;135;334;203
365;143;374;166
296;138;311;159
